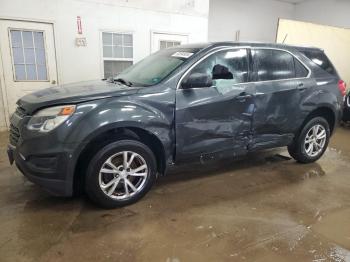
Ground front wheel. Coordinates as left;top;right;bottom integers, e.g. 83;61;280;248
288;117;330;163
85;140;157;208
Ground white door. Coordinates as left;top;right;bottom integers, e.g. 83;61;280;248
0;20;58;122
151;32;188;53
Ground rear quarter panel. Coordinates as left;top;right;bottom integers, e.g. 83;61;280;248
292;49;343;132
297;76;342;132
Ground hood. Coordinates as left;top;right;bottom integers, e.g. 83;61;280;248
18;80;140;114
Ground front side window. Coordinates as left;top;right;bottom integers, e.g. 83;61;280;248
10;29;48;81
252;49;295;81
102;32;133;78
185;49;249;92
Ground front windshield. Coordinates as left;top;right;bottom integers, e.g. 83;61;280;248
115;48;200;86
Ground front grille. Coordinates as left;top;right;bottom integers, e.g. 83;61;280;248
9;123;20;146
15;106;27;118
9;105;28;146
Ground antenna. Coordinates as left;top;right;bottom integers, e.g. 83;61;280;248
282;34;288;44
235;30;240;42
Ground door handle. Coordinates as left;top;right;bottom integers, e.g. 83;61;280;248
235;92;253;100
298;83;306;90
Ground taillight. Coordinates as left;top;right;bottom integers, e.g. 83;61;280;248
338;80;347;96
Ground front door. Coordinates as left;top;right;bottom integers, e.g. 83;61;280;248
0;19;58;124
175;48;255;162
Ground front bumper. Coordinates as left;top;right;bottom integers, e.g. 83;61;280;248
7;109;79;197
7;143;74;196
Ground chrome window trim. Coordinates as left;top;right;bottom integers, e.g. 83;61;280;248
176;46;312;90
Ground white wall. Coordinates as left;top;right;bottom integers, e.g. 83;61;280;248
208;0;350;43
0;0;209;84
295;0;350;28
208;0;295;42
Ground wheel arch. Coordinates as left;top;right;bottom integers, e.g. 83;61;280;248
73;125;167;194
300;106;336;135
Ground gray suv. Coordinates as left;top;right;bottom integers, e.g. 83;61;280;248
7;42;345;208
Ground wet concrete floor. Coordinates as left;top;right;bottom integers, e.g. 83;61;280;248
0;126;350;261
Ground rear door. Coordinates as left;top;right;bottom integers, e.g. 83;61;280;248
250;48;305;150
175;48;255;162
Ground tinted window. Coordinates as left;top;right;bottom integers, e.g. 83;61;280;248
294;58;309;78
301;50;337;76
187;49;249;90
253;49;295;81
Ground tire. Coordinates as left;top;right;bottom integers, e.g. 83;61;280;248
288;117;330;163
85;140;157;208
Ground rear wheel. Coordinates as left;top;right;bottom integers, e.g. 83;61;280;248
288;117;330;163
85;140;157;208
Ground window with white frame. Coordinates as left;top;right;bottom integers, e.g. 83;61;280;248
10;29;48;81
102;32;133;78
159;40;181;50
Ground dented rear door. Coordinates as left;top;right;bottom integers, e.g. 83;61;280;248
250;48;301;150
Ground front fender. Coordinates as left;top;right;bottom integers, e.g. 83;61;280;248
69;96;174;150
61;95;175;195
68;96;173;160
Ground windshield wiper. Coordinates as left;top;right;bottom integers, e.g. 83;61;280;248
113;78;133;87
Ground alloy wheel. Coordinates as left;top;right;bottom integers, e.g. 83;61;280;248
304;124;327;157
98;151;148;200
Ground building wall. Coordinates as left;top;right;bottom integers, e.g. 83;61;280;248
0;0;209;84
0;77;6;130
208;0;295;42
208;0;350;43
294;0;350;29
0;0;209;130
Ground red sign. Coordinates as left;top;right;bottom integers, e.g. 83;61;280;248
77;16;82;34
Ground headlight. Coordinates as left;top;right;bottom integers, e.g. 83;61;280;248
28;105;76;132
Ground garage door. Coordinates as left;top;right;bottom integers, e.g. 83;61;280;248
0;19;58;125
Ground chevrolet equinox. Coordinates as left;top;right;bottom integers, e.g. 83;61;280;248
8;42;345;208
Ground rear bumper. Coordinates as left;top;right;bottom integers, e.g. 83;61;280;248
343;97;350;121
8;144;74;196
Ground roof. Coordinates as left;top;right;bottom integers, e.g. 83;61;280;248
177;41;322;52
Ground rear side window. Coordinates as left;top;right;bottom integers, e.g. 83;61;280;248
252;49;295;81
294;58;309;78
300;50;336;76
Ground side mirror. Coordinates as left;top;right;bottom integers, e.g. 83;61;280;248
181;73;213;89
